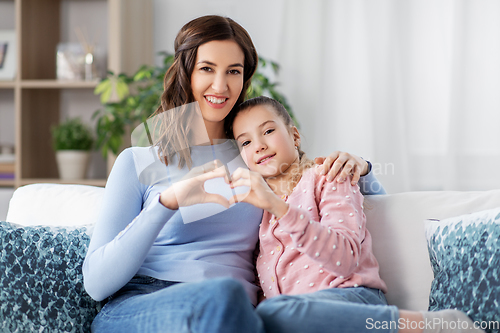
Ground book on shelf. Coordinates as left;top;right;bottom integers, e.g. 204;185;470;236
0;173;14;180
0;157;15;180
0;162;15;173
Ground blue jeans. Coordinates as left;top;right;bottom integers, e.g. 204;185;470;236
91;275;264;333
256;287;400;333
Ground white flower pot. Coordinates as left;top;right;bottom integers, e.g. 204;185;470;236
55;150;90;180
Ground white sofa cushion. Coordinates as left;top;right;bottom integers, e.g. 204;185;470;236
366;189;500;311
6;183;104;227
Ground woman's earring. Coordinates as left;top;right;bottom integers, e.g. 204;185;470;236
295;146;299;150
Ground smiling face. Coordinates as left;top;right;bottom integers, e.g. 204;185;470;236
190;40;245;137
233;104;300;179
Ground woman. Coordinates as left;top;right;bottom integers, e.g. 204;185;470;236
83;15;382;333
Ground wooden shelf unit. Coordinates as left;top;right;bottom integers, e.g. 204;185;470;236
17;178;107;187
20;80;100;88
0;0;153;188
0;82;16;89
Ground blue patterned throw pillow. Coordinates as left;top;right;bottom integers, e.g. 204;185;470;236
425;208;500;333
0;221;101;333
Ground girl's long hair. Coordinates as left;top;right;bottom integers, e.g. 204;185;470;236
227;96;315;194
151;15;258;168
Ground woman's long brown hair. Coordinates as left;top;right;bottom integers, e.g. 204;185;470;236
150;15;258;168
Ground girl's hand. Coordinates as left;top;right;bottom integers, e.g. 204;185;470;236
315;151;369;185
160;160;230;210
227;168;289;218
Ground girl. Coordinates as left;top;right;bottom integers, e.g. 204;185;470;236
228;96;485;333
83;15;384;333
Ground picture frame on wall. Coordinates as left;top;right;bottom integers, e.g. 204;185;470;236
0;30;16;80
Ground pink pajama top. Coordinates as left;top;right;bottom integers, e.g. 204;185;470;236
256;168;387;299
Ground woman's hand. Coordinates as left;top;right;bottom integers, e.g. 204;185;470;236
160;160;231;210
227;168;289;218
315;151;369;185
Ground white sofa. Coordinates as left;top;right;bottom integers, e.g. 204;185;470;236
3;183;500;329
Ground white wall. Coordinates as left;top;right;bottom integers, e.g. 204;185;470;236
153;0;285;64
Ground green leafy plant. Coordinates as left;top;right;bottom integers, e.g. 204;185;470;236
93;53;295;158
51;118;94;151
92;52;173;158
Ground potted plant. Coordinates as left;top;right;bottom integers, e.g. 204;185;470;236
51;117;94;180
93;53;296;163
